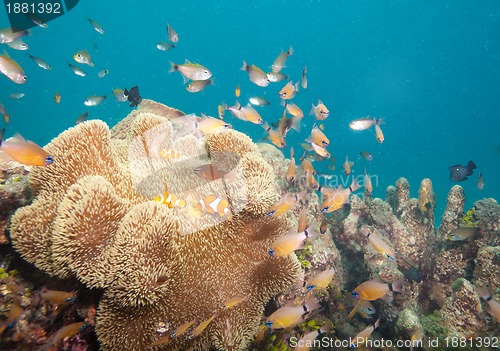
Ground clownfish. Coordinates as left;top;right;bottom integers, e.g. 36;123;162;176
154;190;187;209
196;195;232;219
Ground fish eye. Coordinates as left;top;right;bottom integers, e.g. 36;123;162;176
367;307;374;312
77;54;82;58
267;249;275;256
22;76;27;81
204;70;209;74
45;156;54;164
265;321;272;328
306;284;315;291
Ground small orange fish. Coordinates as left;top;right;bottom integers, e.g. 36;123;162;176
0;129;53;166
188;313;217;339
475;286;500;322
198;114;231;134
41;289;77;305
350;318;380;348
300;155;316;175
217;105;225;120
364;169;373;194
266;193;297;217
262;122;285;148
278;81;299;100
52;321;86;347
224;100;263;124
374;122;384;143
352;277;403;301
361;227;396;261
265;297;320;330
196;195;232;219
310;142;330;159
343;156;353;175
308;124;329;146
235;84;241;97
320;178;361;213
160;148;181;159
305;268;335;291
0;298;22;335
272;47;293;73
285;147;296;184
221;294;250;309
170;320;196;338
54;91;61;104
241;61;269;87
297;207;308;232
294;325;330;351
310;100;329;120
269;227;314;257
306;172;319;190
154;191;187;209
319;216;327;234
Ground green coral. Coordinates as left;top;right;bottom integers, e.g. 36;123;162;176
451;278;465;292
459;208;477;227
421;310;448;339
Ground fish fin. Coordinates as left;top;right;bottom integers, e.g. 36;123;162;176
347;301;361;319
12;132;26;143
279;100;286;107
240;60;248;71
309;103;315;116
290;147;294;159
221;102;228;110
391;278;403;293
184;59;192;64
223;167;239;182
234;100;241;110
290;116;301;133
182;76;190;84
261;121;270;131
168;61;177;73
349;178;361;193
467;160;477;171
294;81;300;93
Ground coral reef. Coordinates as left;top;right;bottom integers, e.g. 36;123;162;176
7;100;301;351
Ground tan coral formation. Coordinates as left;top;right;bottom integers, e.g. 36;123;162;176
9;100;301;351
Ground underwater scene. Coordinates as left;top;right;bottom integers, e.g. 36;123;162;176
0;1;499;350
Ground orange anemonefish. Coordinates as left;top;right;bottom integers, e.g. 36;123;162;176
196;195;232;219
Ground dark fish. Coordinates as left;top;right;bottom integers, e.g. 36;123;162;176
76;112;89;125
360;151;373;162
124;86;142;107
449;160;476;182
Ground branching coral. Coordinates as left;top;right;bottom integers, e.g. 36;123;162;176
9;100;301;351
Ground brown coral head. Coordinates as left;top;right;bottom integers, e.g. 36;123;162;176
127;119;256;235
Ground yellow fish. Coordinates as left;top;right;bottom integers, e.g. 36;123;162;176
221;294;250;309
224;100;263;124
294;325;330;351
188;314;217;339
310;100;329;120
305;268;335;291
265;297;320;330
350;318;380;348
297;207;308;233
0;129;53;166
343;155;354;175
269;227;314;257
241;61;269;87
447;227;479;241
52;322;86;347
308;124;329;146
320;179;361;213
364;169;373;194
475;286;500;323
54;91;61;104
375;121;384;143
310;142;330;159
352;277;403;301
285;147;296;184
266;193;297;217
169;60;212;82
262;122;285;148
0;51;27;84
186;79;213;93
271;47;293;73
235;84;241;97
278;81;299;100
73;49;94;67
198;114;231;134
361;227;396;261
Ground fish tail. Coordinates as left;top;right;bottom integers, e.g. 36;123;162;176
234;100;241;110
309;103;316;116
304;297;321;312
390;278;403;293
349;178;361;193
475;286;491;300
290;115;301;133
240;60;248;72
467;160;477;171
373;317;381;330
261;121;270;131
168;61;177;73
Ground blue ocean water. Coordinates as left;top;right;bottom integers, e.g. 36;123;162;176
1;0;499;219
